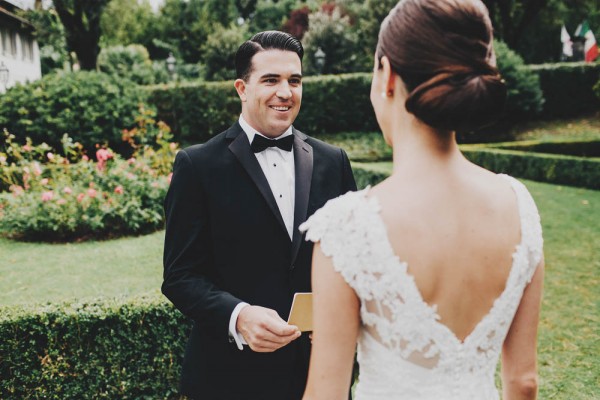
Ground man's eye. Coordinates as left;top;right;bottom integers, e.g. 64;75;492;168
264;78;277;84
289;79;301;85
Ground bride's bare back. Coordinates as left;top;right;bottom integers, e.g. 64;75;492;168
371;166;521;342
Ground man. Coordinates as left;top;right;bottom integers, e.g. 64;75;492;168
162;31;356;400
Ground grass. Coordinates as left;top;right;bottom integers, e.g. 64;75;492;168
0;230;164;307
314;113;600;162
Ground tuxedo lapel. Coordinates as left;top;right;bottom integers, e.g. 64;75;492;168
227;123;288;237
291;129;313;265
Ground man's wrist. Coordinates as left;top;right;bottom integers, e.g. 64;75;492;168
229;302;250;350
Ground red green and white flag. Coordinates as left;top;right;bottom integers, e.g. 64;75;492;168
575;21;599;62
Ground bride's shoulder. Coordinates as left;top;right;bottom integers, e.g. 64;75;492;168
300;188;374;242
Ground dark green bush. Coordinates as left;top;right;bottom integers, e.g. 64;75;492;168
529;61;600;118
146;80;240;145
98;44;169;85
461;147;600;190
0;296;189;399
351;162;390;189
490;139;600;158
0;71;147;155
146;50;545;144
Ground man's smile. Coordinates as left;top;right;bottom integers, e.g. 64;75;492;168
269;105;292;112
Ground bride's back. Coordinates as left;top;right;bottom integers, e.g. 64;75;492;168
371;166;521;342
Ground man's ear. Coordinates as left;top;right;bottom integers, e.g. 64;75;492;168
234;79;247;102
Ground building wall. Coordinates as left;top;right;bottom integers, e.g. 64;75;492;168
0;24;41;92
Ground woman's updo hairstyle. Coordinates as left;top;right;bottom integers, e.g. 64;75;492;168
377;0;506;132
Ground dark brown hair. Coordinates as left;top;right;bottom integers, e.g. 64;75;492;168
377;0;506;132
235;31;304;81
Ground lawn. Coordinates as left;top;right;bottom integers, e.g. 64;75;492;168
1;177;598;398
0;230;164;307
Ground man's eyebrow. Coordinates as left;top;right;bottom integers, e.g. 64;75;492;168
259;73;303;79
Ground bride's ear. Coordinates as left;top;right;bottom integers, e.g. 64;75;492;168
379;56;396;98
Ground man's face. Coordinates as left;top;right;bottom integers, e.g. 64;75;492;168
234;50;302;138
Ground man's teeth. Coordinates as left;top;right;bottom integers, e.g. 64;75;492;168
272;106;290;111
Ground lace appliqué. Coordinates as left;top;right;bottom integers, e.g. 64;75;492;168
300;175;543;399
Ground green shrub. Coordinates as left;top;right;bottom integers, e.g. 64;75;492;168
98;44;169;85
489;139;600;158
0;71;147;155
0;111;177;242
461;147;600;190
351;162;391;189
529;61;600;118
202;24;248;81
147;61;544;144
0;296;189;399
146;80;240;145
494;40;545;121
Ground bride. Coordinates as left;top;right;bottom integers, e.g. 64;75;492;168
301;0;544;399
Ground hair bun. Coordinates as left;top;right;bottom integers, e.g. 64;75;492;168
405;66;507;132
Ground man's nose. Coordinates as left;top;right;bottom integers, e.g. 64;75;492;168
276;83;292;99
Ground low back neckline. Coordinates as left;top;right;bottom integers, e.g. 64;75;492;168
363;174;525;344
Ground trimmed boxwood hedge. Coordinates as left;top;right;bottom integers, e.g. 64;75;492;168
529;61;600;118
461;146;600;190
146;63;599;146
0;296;190;399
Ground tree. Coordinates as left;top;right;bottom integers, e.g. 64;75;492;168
100;0;158;50
302;5;361;75
19;7;68;74
482;0;549;49
52;0;111;70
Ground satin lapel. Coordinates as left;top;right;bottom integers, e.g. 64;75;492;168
228;126;288;237
291;131;313;265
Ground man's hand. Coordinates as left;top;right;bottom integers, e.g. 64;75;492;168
236;305;301;352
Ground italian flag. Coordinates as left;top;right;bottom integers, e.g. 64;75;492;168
575;21;599;62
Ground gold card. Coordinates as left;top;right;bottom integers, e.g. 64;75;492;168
287;292;313;332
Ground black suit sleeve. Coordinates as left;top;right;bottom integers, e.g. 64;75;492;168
162;149;241;337
340;148;357;193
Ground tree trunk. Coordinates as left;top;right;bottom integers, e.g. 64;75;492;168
53;0;110;71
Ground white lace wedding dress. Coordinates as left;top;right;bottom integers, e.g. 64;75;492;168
300;175;543;400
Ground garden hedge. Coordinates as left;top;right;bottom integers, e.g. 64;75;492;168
461;146;600;190
0;296;189;399
147;63;599;146
529;61;600;118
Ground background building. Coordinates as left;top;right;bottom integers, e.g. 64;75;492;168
0;0;41;92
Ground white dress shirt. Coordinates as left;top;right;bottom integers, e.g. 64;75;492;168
228;115;296;350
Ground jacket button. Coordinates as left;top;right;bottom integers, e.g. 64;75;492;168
289;265;295;270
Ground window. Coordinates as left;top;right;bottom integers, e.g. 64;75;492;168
21;34;33;61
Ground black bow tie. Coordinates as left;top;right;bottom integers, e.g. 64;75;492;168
251;134;294;153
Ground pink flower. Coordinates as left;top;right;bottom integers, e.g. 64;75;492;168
57;199;67;205
127;172;136;180
32;163;42;176
127;157;136;165
167;172;173;184
87;188;97;198
47;152;55;161
40;178;49;185
114;185;124;194
77;193;85;202
151;181;159;188
169;142;177;150
95;148;113;171
82;155;89;161
0;155;6;164
41;191;54;202
63;187;72;194
10;185;24;195
23;144;32;152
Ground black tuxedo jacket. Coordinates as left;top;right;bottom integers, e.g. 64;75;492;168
162;122;356;400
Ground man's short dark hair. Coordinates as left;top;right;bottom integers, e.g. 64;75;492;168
235;31;304;81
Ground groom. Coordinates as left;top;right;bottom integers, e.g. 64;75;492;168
162;31;356;400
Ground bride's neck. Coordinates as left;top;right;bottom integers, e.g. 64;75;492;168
389;118;463;178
